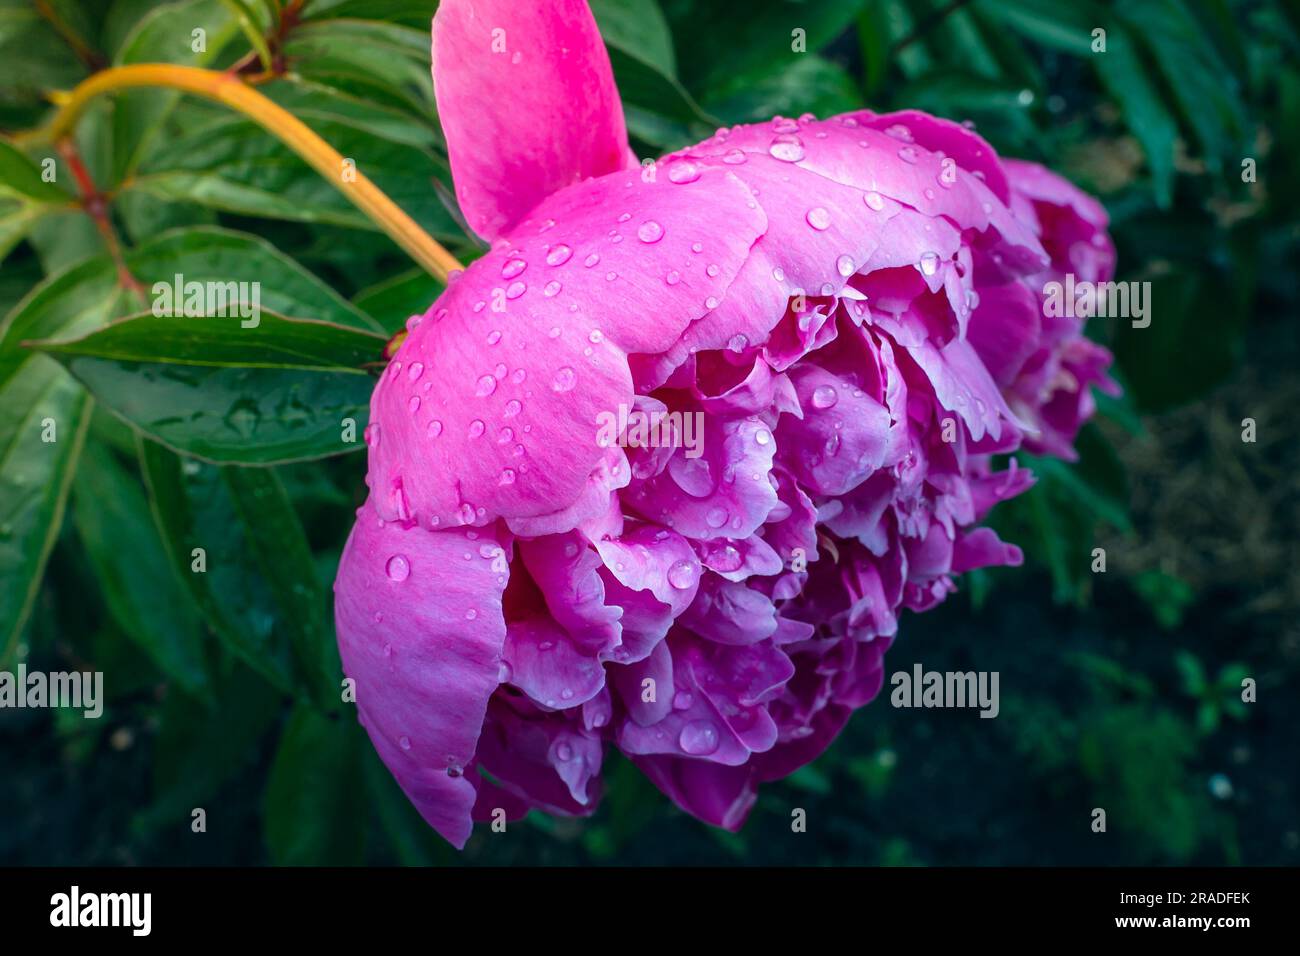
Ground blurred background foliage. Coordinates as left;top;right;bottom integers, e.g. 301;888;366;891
1;0;1296;865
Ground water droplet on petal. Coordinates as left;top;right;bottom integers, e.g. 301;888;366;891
666;159;701;184
427;420;442;438
668;560;697;590
919;252;939;276
706;507;727;529
637;220;665;243
407;395;421;414
898;146;918;164
679;720;719;755
407;362;424;381
399;735;412;750
545;244;572;266
806;206;831;230
836;254;855;276
543;280;561;297
505;281;526;299
386;555;410;582
583;252;600;268
769;135;805;162
812;384;839;409
475;375;497;396
468;419;485;438
552;367;576;392
501;258;527;279
665;270;681;285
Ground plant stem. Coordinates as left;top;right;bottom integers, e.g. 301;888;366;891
55;140;144;298
26;65;464;282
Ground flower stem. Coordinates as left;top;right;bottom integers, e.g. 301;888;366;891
25;64;464;282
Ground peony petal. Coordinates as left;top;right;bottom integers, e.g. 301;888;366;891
368;167;765;532
334;499;508;849
432;0;633;240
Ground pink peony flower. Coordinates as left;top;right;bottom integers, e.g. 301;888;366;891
332;0;1117;847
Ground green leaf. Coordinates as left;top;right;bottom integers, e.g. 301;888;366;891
663;0;868;94
1094;22;1178;207
0;360;90;663
222;465;337;706
0;140;76;264
137;439;297;691
50;352;374;464
352;267;443;335
702;55;861;126
33;307;386;372
0;0;89;105
0;140;71;204
265;703;364;865
72;440;209;694
1121;0;1246;173
284;19;436;119
975;0;1103;56
111;0;243;182
591;0;677;78
5;227;380;465
128;111;462;241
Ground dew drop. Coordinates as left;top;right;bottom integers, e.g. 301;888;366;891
679;720;719;756
811;384;839;409
836;254;855;276
769;136;805;162
468;419;485;438
552;367;577;392
667;159;701;184
806;206;831;230
667;560;697;590
501;258;527;279
505;281;526;299
545;244;572;266
385;555;410;582
637;220;665;243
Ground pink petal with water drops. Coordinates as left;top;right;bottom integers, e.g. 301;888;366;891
333;499;508;849
367;167;765;533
